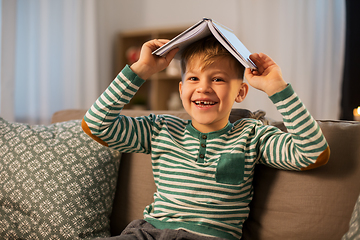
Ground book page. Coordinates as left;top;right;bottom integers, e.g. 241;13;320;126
153;20;211;59
209;21;257;70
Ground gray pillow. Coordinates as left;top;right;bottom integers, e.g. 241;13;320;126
342;193;360;240
0;118;121;239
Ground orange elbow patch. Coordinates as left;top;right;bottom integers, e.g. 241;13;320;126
81;119;108;147
301;146;330;171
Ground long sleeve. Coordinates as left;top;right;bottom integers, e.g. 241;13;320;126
256;84;330;171
82;65;153;153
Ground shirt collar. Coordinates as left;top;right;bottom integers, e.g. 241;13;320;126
185;121;233;140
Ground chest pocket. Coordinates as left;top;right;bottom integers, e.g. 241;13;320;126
215;153;245;185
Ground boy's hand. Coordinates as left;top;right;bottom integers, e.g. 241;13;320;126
245;53;288;96
130;39;179;80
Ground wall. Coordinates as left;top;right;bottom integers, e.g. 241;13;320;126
96;0;240;94
96;0;345;121
96;0;144;92
141;0;240;30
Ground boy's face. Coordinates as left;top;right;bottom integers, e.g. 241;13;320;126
179;56;248;133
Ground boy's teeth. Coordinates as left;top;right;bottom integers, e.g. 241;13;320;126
195;101;215;105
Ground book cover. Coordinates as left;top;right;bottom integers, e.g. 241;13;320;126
152;18;257;70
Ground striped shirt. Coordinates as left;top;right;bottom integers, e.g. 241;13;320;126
82;65;330;240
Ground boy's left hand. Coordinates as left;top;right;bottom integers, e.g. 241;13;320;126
245;53;288;96
130;39;179;80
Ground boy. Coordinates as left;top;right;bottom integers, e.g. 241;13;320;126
82;37;330;240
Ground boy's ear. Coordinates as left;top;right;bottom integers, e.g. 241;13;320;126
235;82;249;103
179;81;183;98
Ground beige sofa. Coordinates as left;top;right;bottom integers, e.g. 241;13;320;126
51;109;360;240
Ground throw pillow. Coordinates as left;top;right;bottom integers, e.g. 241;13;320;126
0;118;121;239
342;193;360;240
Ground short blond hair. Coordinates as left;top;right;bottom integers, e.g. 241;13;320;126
180;36;245;79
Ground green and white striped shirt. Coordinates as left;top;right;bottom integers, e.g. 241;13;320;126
83;65;329;240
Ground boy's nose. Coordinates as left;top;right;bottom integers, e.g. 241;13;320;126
196;80;212;93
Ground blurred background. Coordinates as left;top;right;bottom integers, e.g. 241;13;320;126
0;0;358;124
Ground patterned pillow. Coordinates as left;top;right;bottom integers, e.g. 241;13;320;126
342;193;360;240
0;118;121;239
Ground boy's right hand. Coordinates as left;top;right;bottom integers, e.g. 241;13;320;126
130;39;179;80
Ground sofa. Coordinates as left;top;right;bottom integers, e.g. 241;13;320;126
1;108;360;240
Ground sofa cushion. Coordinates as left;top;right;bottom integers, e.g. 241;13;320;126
0;118;121;239
242;120;360;240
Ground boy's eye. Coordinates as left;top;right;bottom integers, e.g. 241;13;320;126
213;78;224;82
189;77;198;81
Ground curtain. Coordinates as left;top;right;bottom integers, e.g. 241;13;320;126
235;0;346;121
1;0;98;124
340;0;360;120
0;0;17;122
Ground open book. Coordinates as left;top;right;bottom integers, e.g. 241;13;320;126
152;18;257;70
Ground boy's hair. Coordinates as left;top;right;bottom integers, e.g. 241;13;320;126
180;36;245;79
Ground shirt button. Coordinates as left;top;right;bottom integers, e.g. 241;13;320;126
202;135;207;139
201;143;206;148
199;154;205;159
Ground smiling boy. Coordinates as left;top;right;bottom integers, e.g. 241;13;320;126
179;38;248;133
82;37;330;240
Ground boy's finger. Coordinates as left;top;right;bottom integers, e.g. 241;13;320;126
146;39;169;51
165;48;179;62
250;53;273;75
156;39;170;44
249;56;265;75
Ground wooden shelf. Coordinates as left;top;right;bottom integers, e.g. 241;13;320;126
115;26;186;110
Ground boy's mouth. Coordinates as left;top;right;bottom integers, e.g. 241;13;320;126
193;100;217;106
